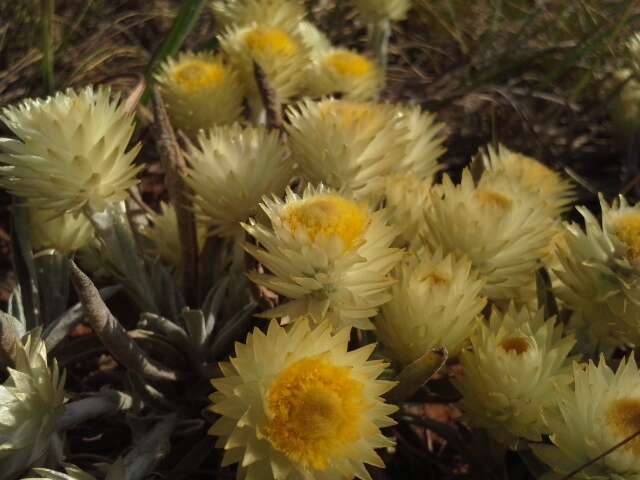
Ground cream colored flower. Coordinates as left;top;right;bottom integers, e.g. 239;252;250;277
0;86;142;214
184;124;293;237
208;319;397;480
211;0;305;30
220;22;310;105
425;169;555;300
533;356;640;479
244;185;403;330
139;201;207;267
481;144;574;217
286;99;445;199
377;249;486;366
453;305;575;447
350;0;411;22
0;331;66;480
30;209;93;255
554;195;640;350
307;49;383;101
380;173;432;247
296;21;331;54
155;51;244;137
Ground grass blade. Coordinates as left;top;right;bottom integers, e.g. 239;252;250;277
40;0;55;93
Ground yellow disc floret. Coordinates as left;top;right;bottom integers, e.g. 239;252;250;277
614;212;640;260
265;356;365;470
283;194;369;249
172;60;227;93
607;398;640;454
476;190;513;210
499;337;530;354
244;26;298;57
325;51;374;78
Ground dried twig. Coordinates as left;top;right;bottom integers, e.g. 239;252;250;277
151;86;199;306
253;61;283;132
386;347;448;404
69;261;183;382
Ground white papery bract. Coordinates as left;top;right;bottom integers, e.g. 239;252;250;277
533;356;640;480
244;185;403;330
0;331;66;480
0;86;142;215
426;169;555;300
208;319;397;480
307;49;383;101
554;195;640;351
184;124;293;237
377;249;486;366
481;144;574;217
30;209;93;255
286;99;445;199
211;0;305;30
453;305;575;447
220;21;310;105
350;0;411;22
155;51;244;137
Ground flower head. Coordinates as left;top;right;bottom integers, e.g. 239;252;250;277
0;331;66;480
377;249;486;366
208;319;397;479
184;124;293;237
533;356;640;479
244;185;403;330
0;86;142;214
212;0;305;30
30;209;93;255
453;305;575;446
155;51;244;136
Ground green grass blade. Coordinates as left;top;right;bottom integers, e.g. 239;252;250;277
40;0;55;93
142;0;208;102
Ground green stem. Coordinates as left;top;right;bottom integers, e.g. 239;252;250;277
369;19;391;82
40;0;55;93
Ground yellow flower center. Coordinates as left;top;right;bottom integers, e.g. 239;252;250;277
321;101;380;128
244;27;298;57
499;337;530;354
421;271;449;285
172;60;227;93
607;398;640;454
265;357;365;470
283;194;368;249
476;190;513;210
614;212;640;260
325;51;375;78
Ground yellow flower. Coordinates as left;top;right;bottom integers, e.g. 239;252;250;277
184;124;293;237
211;0;305;31
208;319;397;479
244;185;403;330
155;51;244;137
0;86;142;214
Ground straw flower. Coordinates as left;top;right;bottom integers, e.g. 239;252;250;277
155;51;244;137
184;124;293;237
243;185;403;330
30;209;93;255
0;86;142;214
453;305;575;447
211;0;305;30
377;249;486;366
208;319;397;480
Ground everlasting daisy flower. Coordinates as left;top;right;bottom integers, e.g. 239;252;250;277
481;144;574;217
453;305;575;447
0;86;142;215
426;169;555;300
211;0;305;30
184;124;293;237
350;0;411;22
307;49;383;101
286;98;445;199
533;356;640;479
0;331;66;480
220;22;309;105
155;51;244;137
208;319;397;480
244;185;403;330
30;209;94;255
554;195;640;350
377;249;486;366
139;201;206;268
